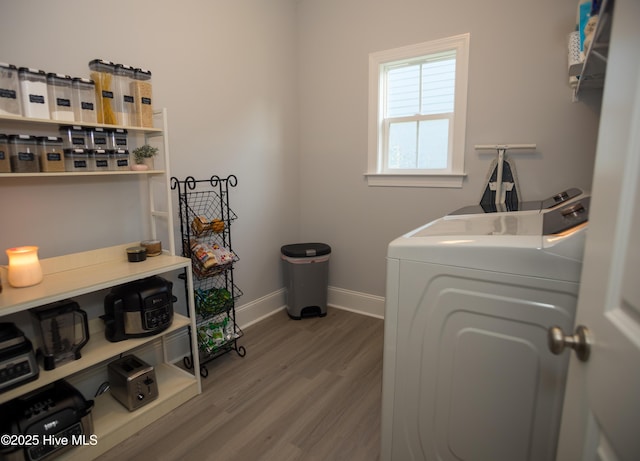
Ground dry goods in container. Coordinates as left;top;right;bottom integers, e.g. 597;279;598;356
37;136;65;172
9;134;39;173
59;125;87;149
88;59;117;125
0;63;22;116
64;148;90;172
90;148;111;171
72;77;97;123
0;134;10;172
18;68;49;119
133;68;153;127
47;73;74;121
114;64;136;126
88;127;108;149
108;128;128;149
110;148;130;170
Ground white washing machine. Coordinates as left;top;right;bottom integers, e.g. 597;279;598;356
381;196;590;461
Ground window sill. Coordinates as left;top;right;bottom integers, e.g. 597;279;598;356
364;172;465;188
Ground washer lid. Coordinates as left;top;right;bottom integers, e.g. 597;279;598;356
387;210;586;281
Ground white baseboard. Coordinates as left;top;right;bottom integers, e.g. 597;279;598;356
327;286;385;319
233;286;385;325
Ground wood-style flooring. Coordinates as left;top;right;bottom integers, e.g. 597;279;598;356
97;307;383;461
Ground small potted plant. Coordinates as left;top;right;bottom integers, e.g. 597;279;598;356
131;144;159;170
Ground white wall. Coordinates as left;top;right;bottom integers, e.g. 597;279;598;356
1;0;602;320
296;0;601;299
0;0;299;308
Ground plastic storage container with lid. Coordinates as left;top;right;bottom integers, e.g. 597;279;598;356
89;148;111;171
0;134;10;172
71;77;97;123
88;59;117;125
47;73;74;121
88;127;108;149
110;148;130;171
9;134;39;173
37;136;65;172
113;64;136;126
64;148;90;172
0;63;22;116
18;68;49;119
107;128;128;149
59;125;87;149
133;68;153;127
280;243;331;319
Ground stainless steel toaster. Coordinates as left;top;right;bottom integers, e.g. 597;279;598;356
107;355;158;411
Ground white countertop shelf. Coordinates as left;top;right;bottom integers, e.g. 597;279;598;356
0;243;191;315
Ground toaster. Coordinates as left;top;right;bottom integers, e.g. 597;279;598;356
102;276;174;342
107;355;158;411
0;323;39;394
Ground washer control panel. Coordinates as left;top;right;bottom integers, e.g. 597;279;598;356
543;196;590;235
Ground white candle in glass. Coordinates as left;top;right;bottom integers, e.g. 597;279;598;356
6;246;43;288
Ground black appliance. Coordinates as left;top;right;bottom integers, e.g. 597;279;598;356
102;276;174;342
0;323;39;394
0;380;94;461
30;300;90;371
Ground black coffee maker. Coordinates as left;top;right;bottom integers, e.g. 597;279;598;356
31;300;90;370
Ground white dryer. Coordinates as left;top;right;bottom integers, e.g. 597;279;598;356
381;197;590;461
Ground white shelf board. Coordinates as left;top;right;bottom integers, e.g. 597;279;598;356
58;363;199;461
0;170;166;178
0;243;191;315
0;314;192;404
0;113;162;134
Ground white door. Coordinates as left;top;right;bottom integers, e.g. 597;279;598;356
556;0;640;460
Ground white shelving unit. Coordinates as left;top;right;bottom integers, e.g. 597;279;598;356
573;0;614;100
0;111;201;459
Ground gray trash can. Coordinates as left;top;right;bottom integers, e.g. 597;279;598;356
281;243;331;320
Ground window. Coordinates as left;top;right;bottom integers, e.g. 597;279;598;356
367;34;470;187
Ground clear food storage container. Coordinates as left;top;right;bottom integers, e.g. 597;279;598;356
37;136;65;172
107;128;128;149
88;59;117;125
88;127;108;149
9;134;39;172
113;64;136;126
110;148;130;171
64;148;90;172
47;73;74;121
59;125;88;149
0;134;10;172
72;77;97;123
18;68;49;119
0;63;22;116
133;68;153;127
89;148;111;171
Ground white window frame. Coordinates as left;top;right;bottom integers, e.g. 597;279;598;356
366;33;470;188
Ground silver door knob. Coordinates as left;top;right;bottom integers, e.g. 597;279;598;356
547;325;591;362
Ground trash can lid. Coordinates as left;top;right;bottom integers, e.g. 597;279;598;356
281;242;331;258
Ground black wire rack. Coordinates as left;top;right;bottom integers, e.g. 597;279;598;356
171;175;245;378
